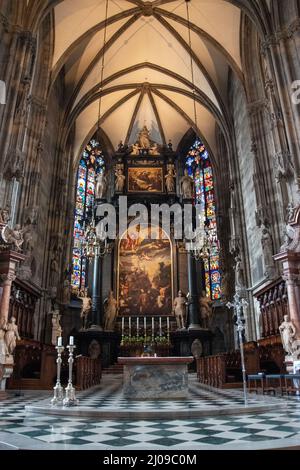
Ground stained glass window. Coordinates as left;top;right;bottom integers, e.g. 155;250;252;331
71;139;105;289
185;139;221;300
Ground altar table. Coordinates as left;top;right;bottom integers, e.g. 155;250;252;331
118;357;194;399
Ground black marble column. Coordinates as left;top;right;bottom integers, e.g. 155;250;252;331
187;251;201;330
91;254;103;329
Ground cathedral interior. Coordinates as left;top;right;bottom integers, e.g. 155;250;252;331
1;0;300;453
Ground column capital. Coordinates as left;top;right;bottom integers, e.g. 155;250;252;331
282;273;300;284
0;273;16;284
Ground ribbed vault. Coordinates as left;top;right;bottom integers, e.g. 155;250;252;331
32;0;269;163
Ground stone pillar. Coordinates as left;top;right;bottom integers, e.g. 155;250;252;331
0;249;25;395
187;252;201;330
0;273;16;327
91;254;102;330
274;251;300;337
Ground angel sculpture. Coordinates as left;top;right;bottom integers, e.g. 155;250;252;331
1;224;24;251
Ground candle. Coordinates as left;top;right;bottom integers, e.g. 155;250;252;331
122;317;124;336
159;317;162;337
167;317;170;333
57;336;62;347
144;317;146;336
137;317;139;336
129;317;131;337
69;336;74;346
152;317;154;337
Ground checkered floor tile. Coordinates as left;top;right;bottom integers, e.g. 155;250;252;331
1;375;300;450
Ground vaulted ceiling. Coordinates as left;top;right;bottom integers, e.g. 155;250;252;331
51;0;244;164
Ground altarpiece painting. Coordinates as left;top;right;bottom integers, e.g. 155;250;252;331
118;226;173;316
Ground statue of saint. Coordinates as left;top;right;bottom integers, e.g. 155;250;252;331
138;126;151;149
180;169;194;199
51;310;62;346
0;206;10;225
261;225;275;278
235;254;245;289
0;327;8;358
173;290;187;330
165;167;176;193
49;254;59;288
95;171;107;199
2;224;24;251
104;291;118;331
4;317;21;355
62;279;71;305
199;291;213;329
79;289;92;330
115;168;126;193
279;315;296;356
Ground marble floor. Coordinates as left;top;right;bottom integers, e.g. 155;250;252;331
1;375;300;450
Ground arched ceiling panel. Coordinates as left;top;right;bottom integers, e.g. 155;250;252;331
151;93;190;150
53;0;133;67
164;17;233;103
72;16;219;110
101;92;141;150
158;88;218;157
128;93;163;145
74;89;138;161
158;0;242;68
64;18;130;95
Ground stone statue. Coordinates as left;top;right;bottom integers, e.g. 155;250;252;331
104;291;118;331
173;290;187;330
0;327;8;359
149;143;159;156
165;166;176;193
62;279;71;305
4;317;20;355
88;340;101;359
191;339;203;359
138;125;151;149
180;169;194;199
117;141;125;152
49;254;59;288
115;168;126;193
279;315;296;356
95;171;107;199
79;289;92;330
51;310;62;346
131;143;140;155
199;291;213;329
235;254;245;289
2;224;24;251
261;225;275;278
0;207;10;225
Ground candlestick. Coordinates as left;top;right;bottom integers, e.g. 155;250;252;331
69;336;74;346
63;343;79;407
129;316;131;337
159;317;162;337
51;343;65;406
167;317;170;344
137;317;139;336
